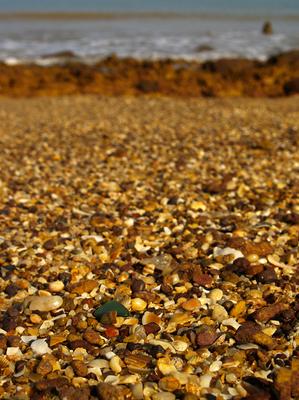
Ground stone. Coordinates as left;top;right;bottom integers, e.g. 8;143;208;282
96;383;126;400
181;298;200;311
71;360;88;377
262;21;273;35
48;280;64;292
253;303;288;323
196;325;218;347
83;329;104;346
31;339;51;355
284;78;299;95
70;280;98;294
28;295;63;312
131;298;147;312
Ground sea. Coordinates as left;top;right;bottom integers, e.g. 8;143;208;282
0;0;299;64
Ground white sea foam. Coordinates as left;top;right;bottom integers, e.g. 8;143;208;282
0;16;298;64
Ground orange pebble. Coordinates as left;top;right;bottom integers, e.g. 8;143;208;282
181;298;200;311
105;326;119;338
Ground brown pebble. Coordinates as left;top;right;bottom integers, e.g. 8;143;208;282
36;359;53;376
43;239;56;250
70;280;98;294
235;322;275;349
159;376;181;392
69;340;93;352
131;278;145;293
192;272;213;287
253;303;288;323
96;382;126;400
6;335;21;347
144;322;161;334
196;325;218;347
256;267;277;283
83;329;104;346
71;360;88;377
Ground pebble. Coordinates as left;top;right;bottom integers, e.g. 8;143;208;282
30;314;42;324
198;373;212;388
71;360;88;377
131;298;147;312
110;355;122;373
48;280;64;292
28;295;63;312
71;280;98;294
181;298;200;311
208;288;223;303
212;304;229;322
153;392;176;400
31;339;51;355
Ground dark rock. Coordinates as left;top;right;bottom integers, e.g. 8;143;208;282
136;80;160;93
262;21;273;35
256;266;277;283
131;278;145;293
284;78;299;95
195;44;214;52
5;283;20;297
42;50;78;59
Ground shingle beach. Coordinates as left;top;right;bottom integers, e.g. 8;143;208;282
0;96;299;399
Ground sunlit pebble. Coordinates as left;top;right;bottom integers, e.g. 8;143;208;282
131;298;147;312
48;281;64;292
30;339;51;355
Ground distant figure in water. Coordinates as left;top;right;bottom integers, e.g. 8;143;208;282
262;21;273;35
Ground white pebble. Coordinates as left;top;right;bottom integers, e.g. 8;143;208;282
48;281;64;292
208;288;223;303
198;373;212;388
109;355;122;374
226;373;237;383
28;295;63;311
31;339;51;355
209;360;222;372
212;304;228;322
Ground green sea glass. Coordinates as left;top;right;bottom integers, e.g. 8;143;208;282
94;300;130;320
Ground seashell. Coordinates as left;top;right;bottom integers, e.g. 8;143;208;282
0;356;10;370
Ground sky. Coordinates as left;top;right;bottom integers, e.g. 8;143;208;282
0;0;298;14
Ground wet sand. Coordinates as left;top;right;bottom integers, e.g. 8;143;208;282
0;95;298;399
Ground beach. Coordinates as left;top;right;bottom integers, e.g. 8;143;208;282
1;51;299;97
0;95;299;399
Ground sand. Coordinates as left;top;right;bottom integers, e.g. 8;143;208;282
0;95;299;399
